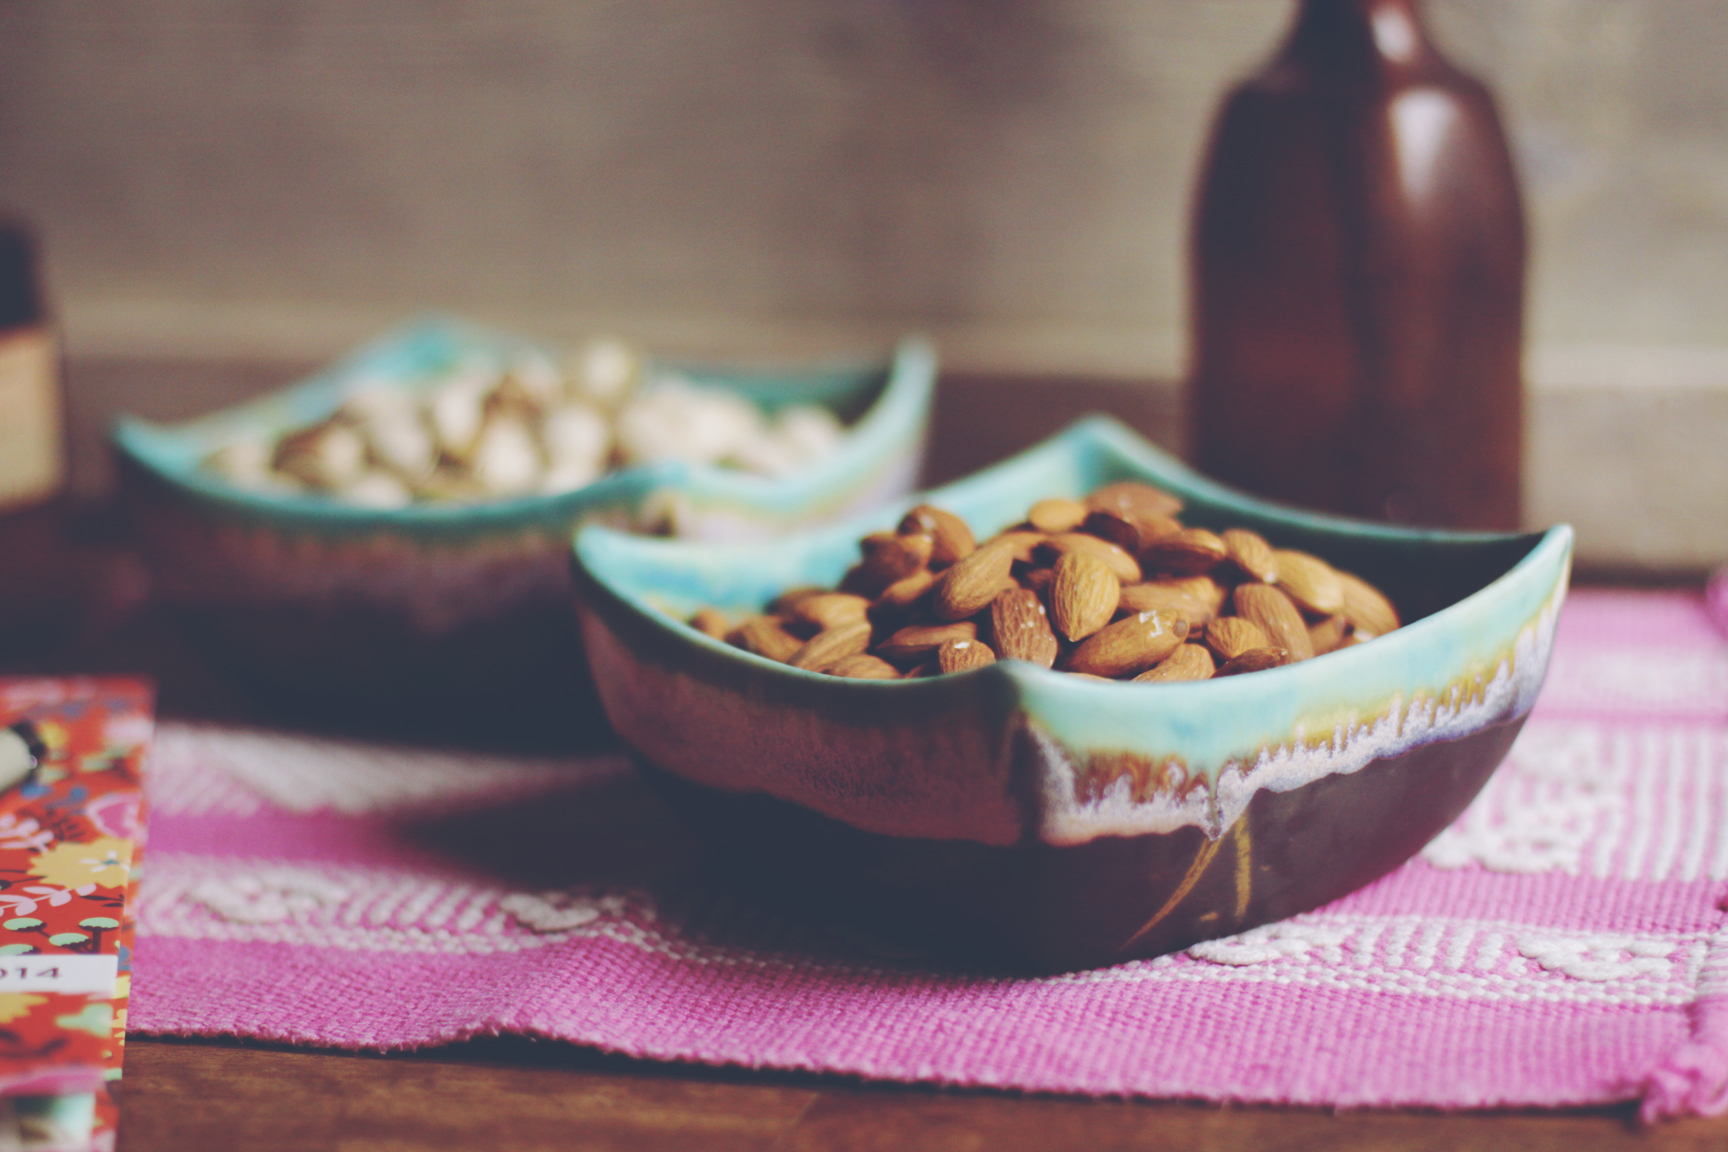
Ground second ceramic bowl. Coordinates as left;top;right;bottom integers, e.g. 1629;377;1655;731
572;417;1573;971
114;318;935;745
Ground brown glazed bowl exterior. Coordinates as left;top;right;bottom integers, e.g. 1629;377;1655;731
571;418;1572;972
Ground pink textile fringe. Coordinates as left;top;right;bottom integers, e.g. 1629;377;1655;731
1644;996;1728;1122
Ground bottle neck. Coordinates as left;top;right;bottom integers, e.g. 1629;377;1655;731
1287;0;1435;76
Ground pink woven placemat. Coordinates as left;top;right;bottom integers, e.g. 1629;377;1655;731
129;589;1728;1118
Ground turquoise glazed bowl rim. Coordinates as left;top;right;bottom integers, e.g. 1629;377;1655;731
111;315;937;541
573;415;1573;849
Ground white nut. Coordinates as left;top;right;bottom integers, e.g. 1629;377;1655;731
542;402;611;470
471;415;543;496
428;374;491;462
572;338;641;407
204;436;278;488
615;377;764;467
339;470;414;509
276;422;367;490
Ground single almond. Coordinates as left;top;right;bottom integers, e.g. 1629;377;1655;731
1140;527;1228;576
729;615;804;663
768;586;826;615
690;607;731;640
790;619;873;671
1274;549;1345;616
789;592;872;631
990;587;1059;668
1043;532;1142;584
1166;575;1228;617
1118;580;1212;628
1065;608;1187;678
1203;616;1269;662
937;637;997;674
827;653;902;680
1222;528;1278;584
876;567;935;610
875;620;977;662
1133;643;1216;682
898;505;975;566
1027;497;1089;534
1308;614;1348;655
1233;583;1314;661
1081;508;1181;555
1216;646;1290;677
1086;480;1183;521
837;563;889;599
931;538;1018;621
1052;551;1120;642
983;529;1047;563
860;530;932;582
1337;570;1400;638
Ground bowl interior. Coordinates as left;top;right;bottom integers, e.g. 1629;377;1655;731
111;316;934;537
578;414;1552;634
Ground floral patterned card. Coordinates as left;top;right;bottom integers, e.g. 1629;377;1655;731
0;678;151;1152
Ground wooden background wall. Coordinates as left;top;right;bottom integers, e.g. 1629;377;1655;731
2;0;1725;374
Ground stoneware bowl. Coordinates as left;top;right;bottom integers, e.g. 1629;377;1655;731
114;317;935;745
571;416;1573;972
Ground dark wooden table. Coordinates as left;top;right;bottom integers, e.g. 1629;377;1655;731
7;364;1721;1150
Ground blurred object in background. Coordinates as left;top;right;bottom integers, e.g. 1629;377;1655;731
0;218;142;661
0;215;73;656
0;218;62;512
1190;0;1524;530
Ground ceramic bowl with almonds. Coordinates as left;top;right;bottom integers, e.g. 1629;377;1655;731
113;317;935;742
571;416;1573;971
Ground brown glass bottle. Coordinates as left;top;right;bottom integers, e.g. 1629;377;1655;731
1188;0;1524;530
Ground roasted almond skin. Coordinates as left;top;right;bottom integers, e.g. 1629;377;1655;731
1118;580;1214;628
827;653;903;680
937;637;997;674
898;504;975;566
1027;497;1089;534
729;615;805;663
876;620;978;662
1233;584;1315;661
1274;549;1345;616
876;567;935;610
1222;528;1278;584
1308;614;1348;655
788;591;873;631
768;586;825;615
690;607;731;640
1337;570;1400;637
990;587;1059;668
1167;575;1228;618
932;537;1018;621
1065;609;1187;677
1086;480;1182;521
790;619;873;671
860;530;933;582
1052;551;1120;642
1216;646;1290;677
1133;643;1215;682
984;529;1047;563
1140;527;1229;576
1203;616;1269;662
1043;532;1142;584
1081;508;1180;555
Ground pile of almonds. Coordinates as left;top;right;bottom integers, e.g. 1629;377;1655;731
690;482;1400;682
203;338;844;508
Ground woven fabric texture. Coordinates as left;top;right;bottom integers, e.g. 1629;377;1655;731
129;590;1728;1117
